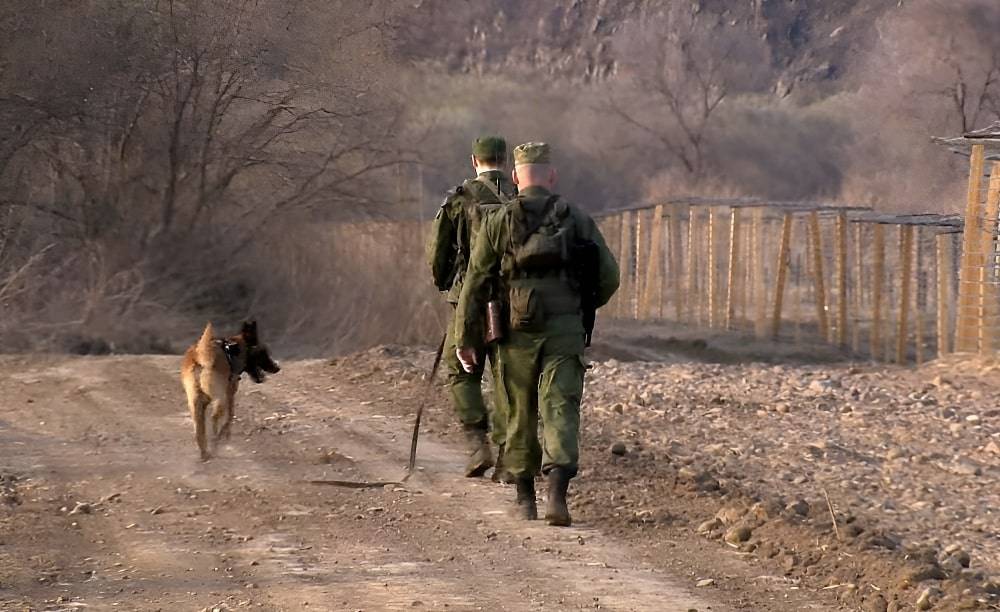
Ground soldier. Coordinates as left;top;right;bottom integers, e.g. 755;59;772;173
454;142;619;526
426;135;517;480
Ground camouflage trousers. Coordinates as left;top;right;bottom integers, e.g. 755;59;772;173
497;328;586;479
443;309;508;446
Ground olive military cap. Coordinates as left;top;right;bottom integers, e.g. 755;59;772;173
512;142;550;165
472;135;507;164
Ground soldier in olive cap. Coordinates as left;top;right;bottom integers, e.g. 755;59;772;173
426;135;517;480
454;142;619;525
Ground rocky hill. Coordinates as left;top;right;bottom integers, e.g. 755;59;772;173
402;0;898;95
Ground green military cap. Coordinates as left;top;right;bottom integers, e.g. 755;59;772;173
472;135;507;163
512;142;550;165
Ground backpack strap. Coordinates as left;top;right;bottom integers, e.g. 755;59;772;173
475;175;507;204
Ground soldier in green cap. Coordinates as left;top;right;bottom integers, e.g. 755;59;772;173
454;142;619;526
426;135;517;480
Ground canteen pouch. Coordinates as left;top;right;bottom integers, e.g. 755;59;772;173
485;299;505;344
508;286;544;332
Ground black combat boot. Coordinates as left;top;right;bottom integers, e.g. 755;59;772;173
513;476;538;520
491;444;516;484
462;422;494;478
544;467;573;527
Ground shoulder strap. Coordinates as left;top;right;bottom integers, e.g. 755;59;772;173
475;175;507;204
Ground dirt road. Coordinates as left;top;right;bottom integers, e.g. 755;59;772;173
0;353;835;612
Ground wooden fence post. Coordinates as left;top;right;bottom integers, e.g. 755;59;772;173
807;211;829;342
642;204;665;318
897;225;914;364
687;207;699;323
707;208;719;327
725;207;741;329
617;211;631;319
852;223;864;353
979;162;1000;354
669;204;684;320
871;224;886;359
835;212;848;348
633;209;643;319
771;212;793;339
937;232;954;357
753;208;768;338
956;144;987;352
915;228;925;366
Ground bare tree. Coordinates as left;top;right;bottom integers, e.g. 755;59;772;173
607;7;768;185
0;0;404;351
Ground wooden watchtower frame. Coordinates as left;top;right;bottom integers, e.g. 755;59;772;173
936;122;1000;355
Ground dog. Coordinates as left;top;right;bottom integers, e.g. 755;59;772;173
180;320;280;460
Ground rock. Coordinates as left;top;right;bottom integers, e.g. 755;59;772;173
724;525;752;545
610;442;627;456
696;517;724;535
906;565;947;583
749;500;783;522
886;447;906;461
949;460;982;476
695;578;715;587
984;440;1000;456
68;502;91;515
915;587;937;610
864;593;888;612
785;499;810;516
941;546;971;569
807;379;840;396
611;403;624;414
715;505;745;525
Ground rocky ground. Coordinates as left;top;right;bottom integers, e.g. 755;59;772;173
351;323;1000;612
580;332;1000;611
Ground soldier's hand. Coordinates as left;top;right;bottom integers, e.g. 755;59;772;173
456;347;478;373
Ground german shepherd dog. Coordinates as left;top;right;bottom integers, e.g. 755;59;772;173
181;321;280;460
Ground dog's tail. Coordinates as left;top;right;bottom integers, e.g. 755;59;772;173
195;322;216;364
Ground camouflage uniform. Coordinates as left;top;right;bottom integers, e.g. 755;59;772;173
426;137;516;477
455;142;619;524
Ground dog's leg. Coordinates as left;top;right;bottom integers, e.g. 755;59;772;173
209;398;227;444
218;381;238;441
183;369;211;461
192;395;211;461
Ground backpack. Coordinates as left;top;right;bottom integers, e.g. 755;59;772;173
505;195;578;332
508;195;573;274
455;177;512;277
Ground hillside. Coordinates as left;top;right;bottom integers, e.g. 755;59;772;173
402;0;896;95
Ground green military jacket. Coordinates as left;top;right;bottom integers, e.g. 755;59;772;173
426;170;517;303
455;185;620;347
